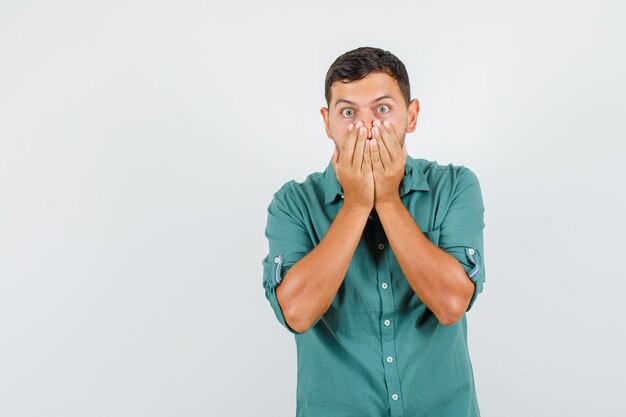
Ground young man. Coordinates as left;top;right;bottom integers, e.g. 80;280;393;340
262;47;486;417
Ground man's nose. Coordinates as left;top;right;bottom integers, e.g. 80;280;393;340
362;115;381;138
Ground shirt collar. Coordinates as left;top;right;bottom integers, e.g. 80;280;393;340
323;153;430;204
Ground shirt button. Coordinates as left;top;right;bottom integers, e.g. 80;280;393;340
468;248;475;254
274;256;281;263
386;356;394;363
381;282;388;289
392;393;399;401
384;319;391;326
340;195;344;199
377;243;385;250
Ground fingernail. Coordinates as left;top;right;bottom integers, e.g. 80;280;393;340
372;127;379;135
356;121;364;128
383;120;390;128
360;126;366;135
373;120;381;127
348;123;354;131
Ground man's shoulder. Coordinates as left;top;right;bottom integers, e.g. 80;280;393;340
269;166;326;205
413;157;481;189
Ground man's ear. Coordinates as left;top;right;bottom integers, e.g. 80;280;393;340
406;99;420;133
320;107;333;139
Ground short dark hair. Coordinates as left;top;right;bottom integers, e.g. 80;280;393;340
324;47;411;107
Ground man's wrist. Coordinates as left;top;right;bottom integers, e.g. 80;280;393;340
374;195;403;213
341;201;373;218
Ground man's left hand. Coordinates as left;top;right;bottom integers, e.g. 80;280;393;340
368;120;407;207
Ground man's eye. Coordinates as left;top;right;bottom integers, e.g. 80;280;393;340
377;105;390;113
342;109;354;117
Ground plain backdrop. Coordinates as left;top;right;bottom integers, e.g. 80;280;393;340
1;0;625;416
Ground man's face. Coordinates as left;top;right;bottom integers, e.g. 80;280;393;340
320;71;419;150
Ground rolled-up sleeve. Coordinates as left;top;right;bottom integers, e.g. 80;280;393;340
438;167;486;312
261;181;314;334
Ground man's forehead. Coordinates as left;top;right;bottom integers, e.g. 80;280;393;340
330;72;403;106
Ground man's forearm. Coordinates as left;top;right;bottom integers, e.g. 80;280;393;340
376;197;474;326
276;203;371;333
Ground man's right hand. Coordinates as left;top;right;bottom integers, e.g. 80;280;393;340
331;121;374;210
278;121;375;333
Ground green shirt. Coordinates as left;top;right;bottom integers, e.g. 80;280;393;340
262;154;486;417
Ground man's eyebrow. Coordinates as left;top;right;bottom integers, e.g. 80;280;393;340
372;95;396;104
333;95;397;107
334;98;356;107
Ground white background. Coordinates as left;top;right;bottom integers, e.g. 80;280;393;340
1;0;625;416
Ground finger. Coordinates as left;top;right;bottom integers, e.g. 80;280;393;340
372;122;391;169
340;122;359;165
363;139;372;174
354;124;368;170
383;120;400;142
370;138;384;178
343;122;363;165
379;120;402;160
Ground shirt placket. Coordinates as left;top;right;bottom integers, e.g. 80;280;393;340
373;216;405;417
